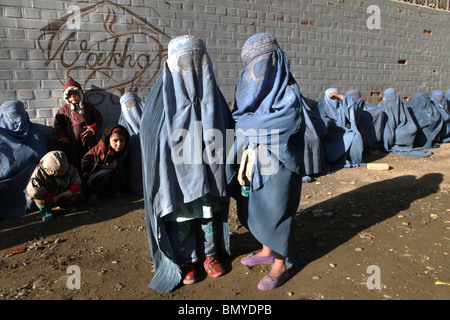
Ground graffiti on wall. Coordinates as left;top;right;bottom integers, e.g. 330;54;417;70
37;0;173;105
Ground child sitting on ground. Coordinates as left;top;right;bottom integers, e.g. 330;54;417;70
81;124;130;205
26;150;81;221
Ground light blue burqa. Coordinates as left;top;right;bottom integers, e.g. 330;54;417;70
406;91;443;149
140;36;232;292
0;100;47;220
227;33;304;266
316;88;364;168
346;89;384;150
118;92;144;195
430;90;450;143
379;88;432;157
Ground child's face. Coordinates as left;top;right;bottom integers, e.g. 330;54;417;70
110;132;126;152
68;91;80;104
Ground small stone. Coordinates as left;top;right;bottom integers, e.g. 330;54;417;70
355;247;363;252
312;276;321;280
287;292;294;296
32;279;45;290
329;263;337;268
116;283;124;290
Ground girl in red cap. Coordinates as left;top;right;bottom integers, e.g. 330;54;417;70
54;76;103;171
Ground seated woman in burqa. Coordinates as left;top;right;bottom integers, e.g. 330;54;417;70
346;89;384;151
406;91;443;149
430;90;450;143
378;88;432;157
315;88;364;169
118;92;144;195
0;100;47;220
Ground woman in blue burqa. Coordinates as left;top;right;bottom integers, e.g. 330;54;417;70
315;88;364;169
226;33;306;291
0;100;47;220
406;91;443;149
379;88;432;157
140;35;233;293
346;89;384;151
118;92;144;195
430;90;450;143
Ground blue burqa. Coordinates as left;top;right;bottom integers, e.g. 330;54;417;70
406;91;443;149
140;36;232;292
226;33;304;266
346;89;384;150
430;90;450;143
118;92;144;195
379;88;432;157
316;88;364;168
0;100;47;220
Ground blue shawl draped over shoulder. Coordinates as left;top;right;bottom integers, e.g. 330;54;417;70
141;35;232;293
430;90;450;143
379;88;432;157
406;91;443;149
118;92;144;195
316;88;364;168
0;100;47;220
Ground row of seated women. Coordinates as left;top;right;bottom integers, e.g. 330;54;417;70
0;92;144;221
1;85;449;221
308;87;450;174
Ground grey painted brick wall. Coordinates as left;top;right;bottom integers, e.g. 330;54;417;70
0;0;449;141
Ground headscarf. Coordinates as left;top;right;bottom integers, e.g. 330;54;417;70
229;33;304;190
83;124;129;167
406;91;443;148
316;88;363;168
430;90;450;143
346;89;384;149
141;35;232;292
379;88;432;157
0;100;47;220
119;93;144;194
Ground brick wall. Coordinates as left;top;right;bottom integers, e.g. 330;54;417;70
0;0;449;140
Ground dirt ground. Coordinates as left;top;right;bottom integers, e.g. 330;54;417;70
1;143;449;302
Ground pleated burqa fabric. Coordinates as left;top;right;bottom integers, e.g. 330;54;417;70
379;88;432;157
430;90;450;143
406;91;443;149
118;92;144;195
226;33;305;267
316;88;364;168
0;100;47;220
140;36;232;292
